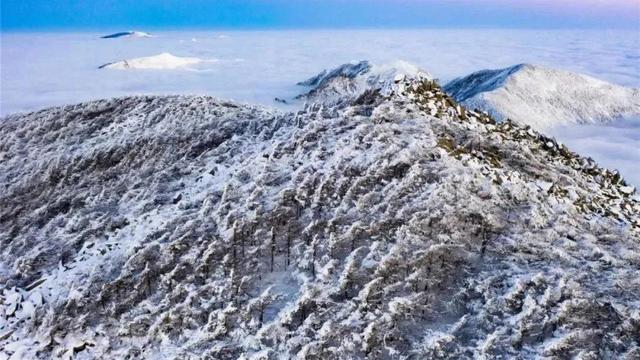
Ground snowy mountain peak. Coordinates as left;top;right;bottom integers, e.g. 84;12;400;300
1;66;639;358
100;31;153;39
297;60;372;87
444;64;640;130
296;60;432;105
444;63;529;101
98;52;205;70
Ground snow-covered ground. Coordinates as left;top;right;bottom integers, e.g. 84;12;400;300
1;29;639;185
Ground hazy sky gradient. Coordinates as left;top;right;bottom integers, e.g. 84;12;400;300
2;0;639;30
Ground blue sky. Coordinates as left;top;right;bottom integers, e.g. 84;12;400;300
2;0;639;31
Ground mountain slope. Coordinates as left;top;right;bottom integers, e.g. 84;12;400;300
1;69;639;359
444;64;640;130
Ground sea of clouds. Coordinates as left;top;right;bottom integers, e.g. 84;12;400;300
1;29;639;184
547;117;640;186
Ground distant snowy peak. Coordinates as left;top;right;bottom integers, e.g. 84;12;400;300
296;60;432;105
99;52;204;70
296;61;372;87
444;64;528;101
101;31;153;39
444;64;640;130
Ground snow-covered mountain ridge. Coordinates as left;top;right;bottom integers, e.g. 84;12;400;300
295;60;432;106
444;64;640;130
1;65;639;359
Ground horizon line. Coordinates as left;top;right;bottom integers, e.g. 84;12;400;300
3;24;639;33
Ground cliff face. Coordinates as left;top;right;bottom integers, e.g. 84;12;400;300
1;68;639;359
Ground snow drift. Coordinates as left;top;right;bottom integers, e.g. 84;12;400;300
1;64;639;359
99;52;205;70
444;64;640;130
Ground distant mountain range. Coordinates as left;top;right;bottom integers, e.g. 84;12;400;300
444;64;640;130
294;62;640;130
